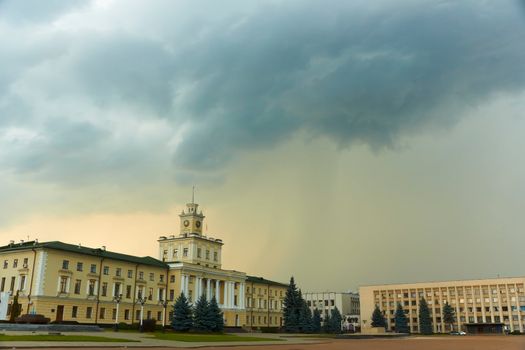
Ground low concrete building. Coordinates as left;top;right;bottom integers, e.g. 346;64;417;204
303;291;360;330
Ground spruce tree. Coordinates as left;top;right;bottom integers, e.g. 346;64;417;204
172;293;193;331
283;276;300;332
371;305;386;328
329;307;343;334
312;309;322;333
322;312;332;333
443;302;455;332
418;298;433;334
193;294;212;332
9;290;22;322
394;303;409;333
207;296;224;332
298;297;313;333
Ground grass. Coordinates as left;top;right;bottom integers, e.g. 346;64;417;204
0;334;139;342
151;332;282;342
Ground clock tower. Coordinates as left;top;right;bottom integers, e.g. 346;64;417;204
179;202;205;236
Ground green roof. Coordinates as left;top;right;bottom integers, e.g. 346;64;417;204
0;241;167;268
247;275;288;287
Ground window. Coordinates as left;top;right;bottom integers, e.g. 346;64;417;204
127;270;133;278
157;311;162;321
100;307;105;319
159;274;164;282
149;273;154;281
13;259;18;268
139;271;144;280
19;275;26;290
148;287;153;300
169;289;175;301
183;248;188;257
0;277;5;292
3;260;7;269
76;262;83;271
214;252;218;261
170;275;175;283
147;310;151;319
135;310;140;321
126;285;132;299
86;307;92;319
59;276;68;293
114;282;121;297
74;280;81;294
112;308;117;320
173;249;178;258
159;288;165;301
101;282;108;297
124;309;130;320
103;266;109;275
116;268;121;277
90;264;97;273
88;280;96;296
62;260;69;270
72;306;78;318
197;248;202;258
23;258;28;266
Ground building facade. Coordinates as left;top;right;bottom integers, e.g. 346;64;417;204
360;277;525;334
0;201;288;328
303;292;360;330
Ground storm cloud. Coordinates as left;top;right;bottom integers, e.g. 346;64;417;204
1;0;525;199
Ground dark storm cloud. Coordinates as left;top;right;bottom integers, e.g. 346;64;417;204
1;0;525;184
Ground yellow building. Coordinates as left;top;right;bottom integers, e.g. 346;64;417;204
360;277;525;334
0;201;288;329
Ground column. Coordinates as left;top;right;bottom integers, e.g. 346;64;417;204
224;281;230;308
184;275;189;297
180;275;186;295
239;282;245;309
196;277;202;298
215;280;221;305
206;279;212;301
230;282;235;308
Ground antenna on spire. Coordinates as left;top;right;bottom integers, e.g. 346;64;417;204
192;185;196;204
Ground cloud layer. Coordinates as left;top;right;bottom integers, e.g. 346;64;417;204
1;0;525;221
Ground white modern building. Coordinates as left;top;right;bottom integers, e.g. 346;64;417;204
304;291;360;331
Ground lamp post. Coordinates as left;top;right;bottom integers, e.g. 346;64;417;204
137;296;147;332
159;299;169;332
113;293;122;331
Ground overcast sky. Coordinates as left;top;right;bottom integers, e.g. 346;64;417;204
1;0;525;291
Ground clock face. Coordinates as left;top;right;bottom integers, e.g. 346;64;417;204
183;220;190;227
196;220;201;228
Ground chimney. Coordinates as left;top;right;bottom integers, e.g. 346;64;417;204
101;246;106;251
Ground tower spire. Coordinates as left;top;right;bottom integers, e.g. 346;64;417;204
192;185;195;204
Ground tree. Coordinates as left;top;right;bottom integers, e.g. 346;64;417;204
394;303;409;333
283;276;300;332
312;309;322;333
9;291;22;322
328;307;343;334
418;298;433;334
172;293;193;331
443;302;455;332
193;294;212;332
298;296;313;333
207;296;224;332
322;312;332;333
371;305;386;328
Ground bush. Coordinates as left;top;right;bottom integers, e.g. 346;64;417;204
141;319;157;332
15;314;50;324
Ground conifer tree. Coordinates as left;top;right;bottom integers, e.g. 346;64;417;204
298;297;313;333
193;294;212;331
9;290;22;322
394;303;409;333
312;309;322;333
329;306;343;334
418;298;433;334
207;296;224;332
371;305;386;328
172;293;193;331
443;302;455;332
283;276;300;332
322;312;332;333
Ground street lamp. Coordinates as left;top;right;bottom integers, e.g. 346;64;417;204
136;296;147;332
113;294;123;331
159;299;169;332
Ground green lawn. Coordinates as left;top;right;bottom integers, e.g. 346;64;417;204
0;334;139;342
151;332;282;342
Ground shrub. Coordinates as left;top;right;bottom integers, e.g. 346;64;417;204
141;319;157;332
